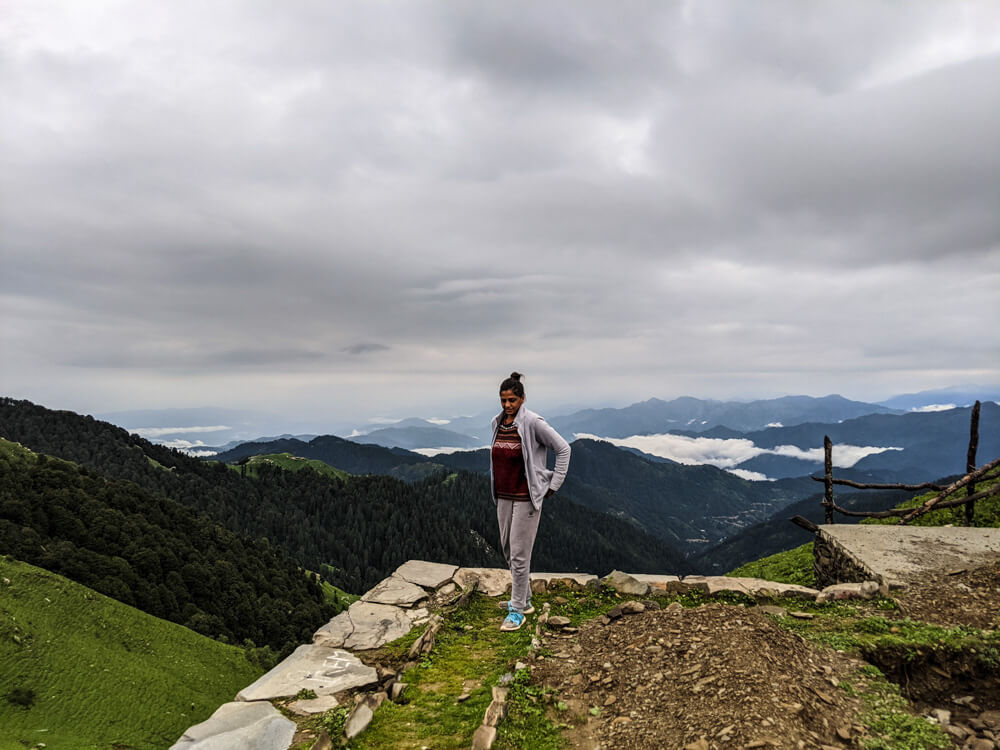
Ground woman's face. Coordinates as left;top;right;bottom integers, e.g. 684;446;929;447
500;389;524;419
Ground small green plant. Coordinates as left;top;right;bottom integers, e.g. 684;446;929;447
5;686;36;709
323;706;351;740
294;688;318;700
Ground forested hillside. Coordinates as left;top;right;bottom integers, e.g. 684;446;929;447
0;438;332;653
0;399;692;600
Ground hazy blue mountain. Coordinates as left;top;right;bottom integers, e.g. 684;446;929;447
548;394;900;438
350;425;484;450
730;403;999;482
351;412;495;442
876;386;1000;411
98;407;348;449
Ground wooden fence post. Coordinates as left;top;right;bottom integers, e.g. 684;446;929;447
965;400;981;526
823;435;834;524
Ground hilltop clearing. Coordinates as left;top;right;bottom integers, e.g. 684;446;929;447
273;572;998;750
0;557;263;750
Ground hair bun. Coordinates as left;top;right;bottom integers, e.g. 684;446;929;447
510;371;523;381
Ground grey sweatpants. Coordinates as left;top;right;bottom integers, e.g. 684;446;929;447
496;498;542;612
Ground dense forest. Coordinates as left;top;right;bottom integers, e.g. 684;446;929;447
0;438;333;654
0;399;692;602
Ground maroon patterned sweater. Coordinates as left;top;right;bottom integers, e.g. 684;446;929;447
491;421;530;502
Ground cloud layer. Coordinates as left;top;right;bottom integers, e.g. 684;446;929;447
2;1;998;422
575;432;902;473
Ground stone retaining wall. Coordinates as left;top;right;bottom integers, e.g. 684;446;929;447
814;529;881;589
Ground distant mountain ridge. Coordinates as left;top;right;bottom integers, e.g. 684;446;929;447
728;403;1000;482
548;394;901;438
349;425;483;451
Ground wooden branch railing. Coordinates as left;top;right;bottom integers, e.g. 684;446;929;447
897;456;1000;524
966;400;981;525
803;401;996;526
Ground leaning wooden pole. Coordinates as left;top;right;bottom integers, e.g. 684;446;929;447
899;456;1000;524
965;400;981;526
823;435;834;524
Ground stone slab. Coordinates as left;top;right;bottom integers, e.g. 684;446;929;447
236;644;377;701
288;695;339;716
313;611;354;648
361;575;429;606
818;525;1000;589
628;574;682;589
393;560;459;589
170;701;295;750
454;567;512;596
343;601;416;650
345;703;374;739
531;572;599;588
683;576;818;600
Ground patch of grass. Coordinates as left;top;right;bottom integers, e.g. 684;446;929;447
352;593;534;750
861;478;1000;528
727;542;815;587
495;667;565;750
854;670;950;749
0;557;263;750
772;603;1000;662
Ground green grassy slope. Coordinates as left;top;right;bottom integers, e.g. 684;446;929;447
222;452;350;481
0;557;263;750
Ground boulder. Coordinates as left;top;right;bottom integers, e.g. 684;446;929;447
170;701;295;750
816;581;883;603
601;570;650;596
361;576;428;607
393;560;458;589
236;644;377;701
454;568;511;597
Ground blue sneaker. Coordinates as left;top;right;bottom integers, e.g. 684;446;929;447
500;610;526;631
498;600;535;615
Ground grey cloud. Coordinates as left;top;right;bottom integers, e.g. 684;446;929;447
341;343;390;356
1;1;998;421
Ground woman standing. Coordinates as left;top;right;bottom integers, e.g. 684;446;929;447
490;372;571;631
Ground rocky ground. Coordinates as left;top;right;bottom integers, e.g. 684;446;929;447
528;562;1000;750
892;559;1000;631
533;602;871;750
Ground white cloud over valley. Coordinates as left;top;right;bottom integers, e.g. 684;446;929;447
575;433;903;472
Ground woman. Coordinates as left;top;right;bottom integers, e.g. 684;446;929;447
490;372;571;631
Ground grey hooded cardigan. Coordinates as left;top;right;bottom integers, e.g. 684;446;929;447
489;406;571;510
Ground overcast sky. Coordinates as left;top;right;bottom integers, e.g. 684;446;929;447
2;1;999;426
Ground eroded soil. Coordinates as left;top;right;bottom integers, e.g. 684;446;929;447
532;602;871;750
892;559;1000;630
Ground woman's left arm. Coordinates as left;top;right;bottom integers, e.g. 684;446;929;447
535;418;571;494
